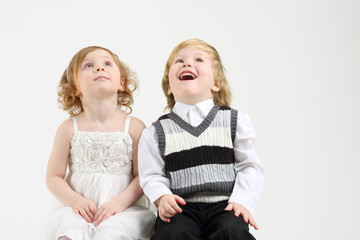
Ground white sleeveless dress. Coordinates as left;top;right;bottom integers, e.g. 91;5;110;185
47;116;155;240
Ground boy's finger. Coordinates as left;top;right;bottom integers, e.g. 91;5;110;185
174;195;186;205
164;204;177;215
170;203;182;213
160;213;170;222
250;218;259;230
224;203;233;211
242;214;249;224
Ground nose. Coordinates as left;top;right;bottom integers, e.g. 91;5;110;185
96;67;105;72
182;59;192;67
183;62;192;67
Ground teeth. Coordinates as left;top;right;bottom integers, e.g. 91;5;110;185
180;72;196;79
181;73;195;77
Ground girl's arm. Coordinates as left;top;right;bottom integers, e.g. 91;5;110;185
46;119;97;223
92;117;146;226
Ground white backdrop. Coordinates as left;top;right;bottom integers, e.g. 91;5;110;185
1;0;359;239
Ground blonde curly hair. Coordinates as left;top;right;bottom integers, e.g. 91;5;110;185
58;46;137;116
162;39;231;110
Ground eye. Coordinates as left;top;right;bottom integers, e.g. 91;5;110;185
84;63;93;69
104;61;112;67
195;58;203;62
174;59;184;64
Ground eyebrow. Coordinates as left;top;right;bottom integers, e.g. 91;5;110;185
81;56;115;65
83;55;114;62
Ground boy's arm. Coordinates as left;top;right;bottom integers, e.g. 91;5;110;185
138;126;173;204
229;112;265;214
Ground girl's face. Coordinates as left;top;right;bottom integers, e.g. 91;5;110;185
77;49;123;98
168;47;219;105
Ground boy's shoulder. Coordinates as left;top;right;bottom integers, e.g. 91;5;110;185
218;105;233;111
152;113;171;123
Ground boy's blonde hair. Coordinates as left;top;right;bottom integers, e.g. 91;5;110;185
58;46;137;116
162;38;231;110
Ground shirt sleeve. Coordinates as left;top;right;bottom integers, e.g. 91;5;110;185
138;126;173;204
228;112;264;214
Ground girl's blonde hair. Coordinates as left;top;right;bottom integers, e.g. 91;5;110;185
58;46;137;116
162;38;231;110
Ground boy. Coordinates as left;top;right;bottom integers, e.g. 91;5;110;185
139;39;264;240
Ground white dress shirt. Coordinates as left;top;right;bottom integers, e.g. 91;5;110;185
138;99;264;214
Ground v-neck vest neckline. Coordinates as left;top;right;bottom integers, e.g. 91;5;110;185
167;105;220;137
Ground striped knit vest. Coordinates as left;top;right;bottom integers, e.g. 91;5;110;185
153;105;238;201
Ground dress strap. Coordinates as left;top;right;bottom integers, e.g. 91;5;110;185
72;117;78;132
124;115;132;133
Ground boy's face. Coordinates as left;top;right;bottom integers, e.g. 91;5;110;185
168;47;219;105
77;49;124;98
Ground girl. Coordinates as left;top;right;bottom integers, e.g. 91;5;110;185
138;39;264;239
46;46;155;240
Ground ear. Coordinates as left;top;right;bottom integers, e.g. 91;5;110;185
211;84;220;92
119;78;125;92
75;90;81;97
167;88;172;95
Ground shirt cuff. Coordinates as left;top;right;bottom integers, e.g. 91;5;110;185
143;182;173;204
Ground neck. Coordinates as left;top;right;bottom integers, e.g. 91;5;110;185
80;95;119;123
175;97;214;106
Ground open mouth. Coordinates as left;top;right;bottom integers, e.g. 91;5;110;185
179;71;197;81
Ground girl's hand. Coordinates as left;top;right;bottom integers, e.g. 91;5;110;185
71;197;97;223
92;199;126;226
155;194;186;222
224;202;259;230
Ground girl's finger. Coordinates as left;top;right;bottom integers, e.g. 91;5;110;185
93;207;104;222
79;209;91;223
89;204;97;215
85;207;94;220
94;209;108;226
102;211;114;221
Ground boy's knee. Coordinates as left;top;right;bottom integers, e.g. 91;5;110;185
207;213;255;240
152;214;201;240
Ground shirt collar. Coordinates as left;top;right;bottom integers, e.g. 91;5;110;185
173;99;215;119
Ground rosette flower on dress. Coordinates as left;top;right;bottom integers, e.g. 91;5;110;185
87;143;106;161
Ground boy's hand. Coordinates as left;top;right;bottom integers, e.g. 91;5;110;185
71;197;97;223
225;202;259;230
155;194;186;222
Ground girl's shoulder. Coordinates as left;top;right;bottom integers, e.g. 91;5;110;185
127;115;146;138
58;118;74;131
54;118;75;143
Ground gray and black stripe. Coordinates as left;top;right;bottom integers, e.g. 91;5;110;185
153;105;238;200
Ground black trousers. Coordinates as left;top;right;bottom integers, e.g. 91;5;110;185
151;201;256;240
